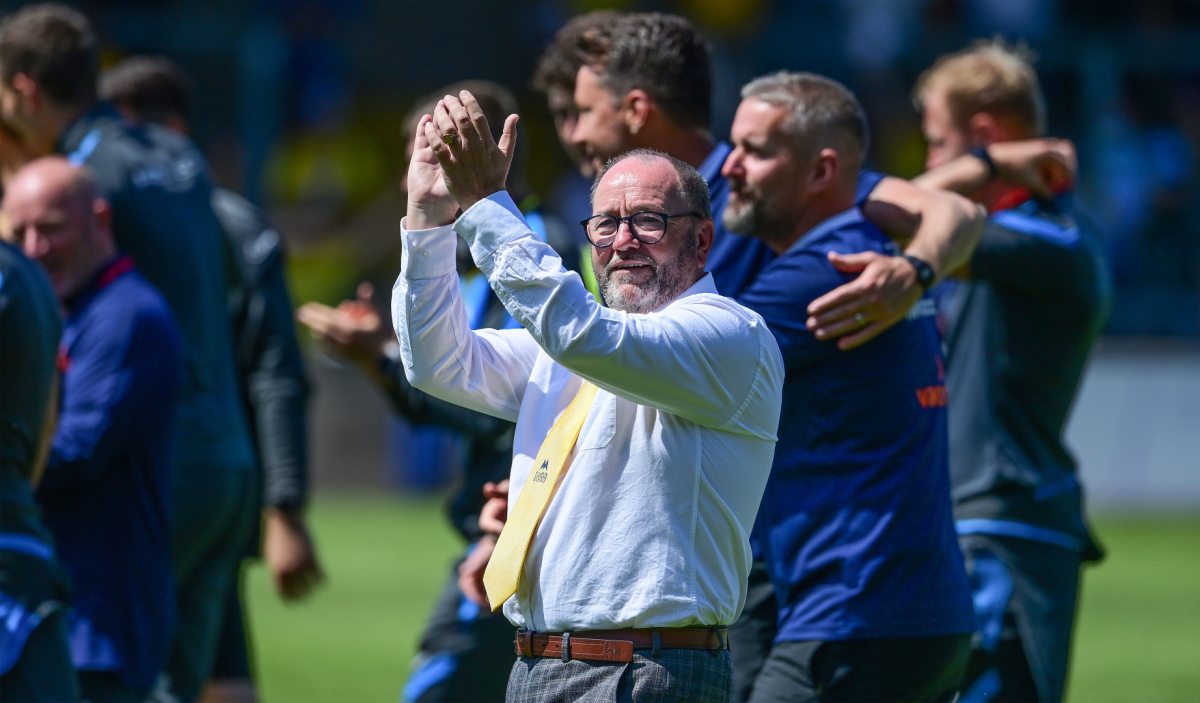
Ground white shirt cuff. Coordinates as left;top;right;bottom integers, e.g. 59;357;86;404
453;191;530;265
400;216;458;279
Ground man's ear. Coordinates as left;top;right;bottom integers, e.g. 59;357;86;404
11;73;40;112
968;112;1000;146
621;89;652;136
93;197;113;235
694;217;715;270
809;148;840;194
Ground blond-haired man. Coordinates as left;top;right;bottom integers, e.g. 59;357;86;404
810;40;1110;703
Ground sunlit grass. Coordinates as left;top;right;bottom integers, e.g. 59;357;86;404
244;496;1200;702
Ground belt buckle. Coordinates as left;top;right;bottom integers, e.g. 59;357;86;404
513;628;534;657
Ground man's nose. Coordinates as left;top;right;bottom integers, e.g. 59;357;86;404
568;116;587;149
24;231;50;259
720;149;742;179
612;220;641;251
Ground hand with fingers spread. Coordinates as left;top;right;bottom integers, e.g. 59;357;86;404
424;90;519;212
805;251;924;350
296;282;394;377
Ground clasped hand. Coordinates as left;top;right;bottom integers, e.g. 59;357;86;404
406;90;519;229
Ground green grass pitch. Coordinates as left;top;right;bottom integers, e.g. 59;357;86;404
243;494;1200;702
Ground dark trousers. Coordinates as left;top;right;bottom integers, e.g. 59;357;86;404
958;534;1083;703
0;548;79;703
729;562;776;702
78;672;148;703
401;559;516;703
209;564;254;681
730;560;971;702
166;467;255;702
0;612;79;703
748;635;970;703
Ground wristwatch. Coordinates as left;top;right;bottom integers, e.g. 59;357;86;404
903;254;936;292
968;146;998;180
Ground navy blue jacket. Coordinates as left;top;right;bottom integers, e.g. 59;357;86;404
37;256;181;690
738;207;975;642
57;103;254;490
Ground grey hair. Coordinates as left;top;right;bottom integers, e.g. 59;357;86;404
589;148;711;218
740;71;869;167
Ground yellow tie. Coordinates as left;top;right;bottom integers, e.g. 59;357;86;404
483;380;598;611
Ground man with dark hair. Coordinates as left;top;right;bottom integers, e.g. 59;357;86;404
723;70;977;702
298;80;580;703
100;54;321;703
531;11;619;181
0;237;77;703
99;56;193;129
0;3;98;151
564;11;771;299
5;157;182;703
808;42;1111;703
0;6;257;700
530;12;618;292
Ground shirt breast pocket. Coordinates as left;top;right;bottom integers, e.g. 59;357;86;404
577;391;617;451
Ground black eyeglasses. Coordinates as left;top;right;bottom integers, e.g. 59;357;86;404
579;211;703;248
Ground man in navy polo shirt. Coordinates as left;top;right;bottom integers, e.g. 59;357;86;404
4;157;181;702
723;71;977;702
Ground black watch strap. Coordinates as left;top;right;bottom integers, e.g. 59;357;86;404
903;254;936;292
968;146;998;180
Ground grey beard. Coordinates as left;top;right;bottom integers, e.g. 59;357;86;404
597;237;699;314
723;194;792;249
722;196;757;235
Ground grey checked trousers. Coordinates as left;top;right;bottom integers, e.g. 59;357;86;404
506;648;734;702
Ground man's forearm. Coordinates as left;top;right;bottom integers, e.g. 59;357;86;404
865;176;983;282
912;153;992;197
902;194;983;284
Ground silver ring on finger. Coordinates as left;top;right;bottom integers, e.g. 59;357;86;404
854;312;866;325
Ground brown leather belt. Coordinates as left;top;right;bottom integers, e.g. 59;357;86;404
513;627;728;663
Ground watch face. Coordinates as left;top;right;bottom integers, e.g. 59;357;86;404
905;255;934;288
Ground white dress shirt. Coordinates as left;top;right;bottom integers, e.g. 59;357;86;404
393;191;784;632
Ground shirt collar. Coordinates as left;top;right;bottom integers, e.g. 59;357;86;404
663;273;718;309
784;207;865;255
698;142;732;185
64;254;134;316
56;102;120;157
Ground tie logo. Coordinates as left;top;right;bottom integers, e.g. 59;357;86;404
532;459;550;484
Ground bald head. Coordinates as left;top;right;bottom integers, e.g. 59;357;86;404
2;156;114;300
5;156;98;211
587;149;713;314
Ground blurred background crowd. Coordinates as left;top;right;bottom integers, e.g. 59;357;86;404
24;0;1193;500
69;0;1200;334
